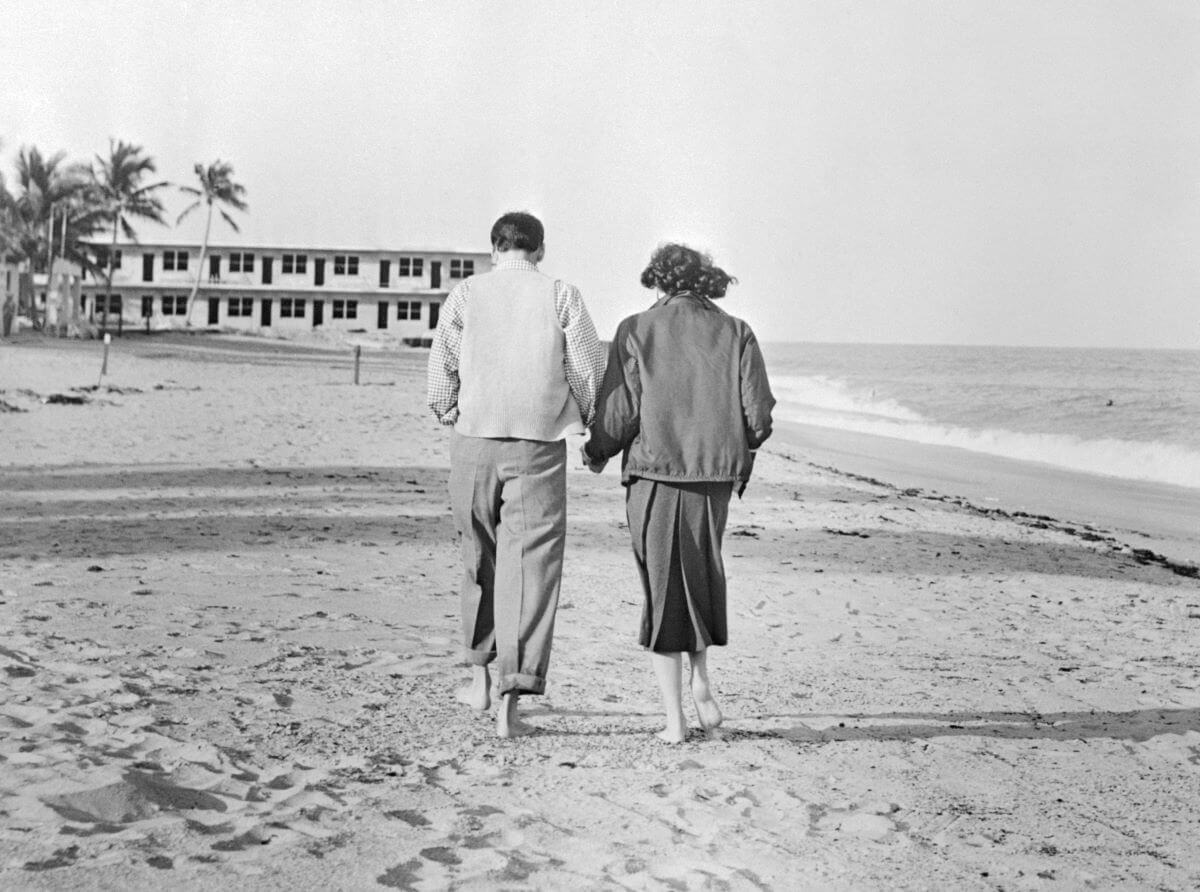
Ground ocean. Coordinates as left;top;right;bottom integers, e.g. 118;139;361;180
761;343;1200;492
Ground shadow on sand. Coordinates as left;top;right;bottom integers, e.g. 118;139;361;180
1;465;1188;584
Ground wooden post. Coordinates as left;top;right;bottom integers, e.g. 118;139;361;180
354;345;361;385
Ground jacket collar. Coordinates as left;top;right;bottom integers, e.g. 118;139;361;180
654;291;720;310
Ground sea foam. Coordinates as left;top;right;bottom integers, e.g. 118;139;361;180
772;373;1200;490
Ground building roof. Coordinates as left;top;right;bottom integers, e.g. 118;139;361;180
81;237;490;256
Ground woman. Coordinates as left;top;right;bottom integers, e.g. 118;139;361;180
584;243;775;742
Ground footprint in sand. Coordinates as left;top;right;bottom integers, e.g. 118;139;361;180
807;799;905;842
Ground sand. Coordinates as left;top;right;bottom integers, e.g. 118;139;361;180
1;332;1199;891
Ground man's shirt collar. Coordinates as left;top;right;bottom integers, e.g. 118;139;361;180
493;258;539;273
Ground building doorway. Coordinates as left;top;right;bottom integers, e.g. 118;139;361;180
260;298;272;326
312;299;324;327
430;261;441;290
428;301;440;330
377;301;388;329
207;298;219;325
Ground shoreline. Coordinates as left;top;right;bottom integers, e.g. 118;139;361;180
771;418;1200;568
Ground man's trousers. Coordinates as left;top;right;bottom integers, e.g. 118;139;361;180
448;434;567;696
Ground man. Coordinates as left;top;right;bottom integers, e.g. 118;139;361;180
427;211;605;738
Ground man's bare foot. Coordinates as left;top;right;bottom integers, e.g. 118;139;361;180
496;692;534;738
657;725;687;744
692;686;723;732
456;666;491;711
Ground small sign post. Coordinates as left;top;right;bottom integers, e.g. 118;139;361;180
99;333;111;386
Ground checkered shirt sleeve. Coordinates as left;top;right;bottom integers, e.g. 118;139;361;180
426;281;468;425
555;281;606;426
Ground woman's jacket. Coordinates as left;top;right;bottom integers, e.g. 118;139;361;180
585;292;775;492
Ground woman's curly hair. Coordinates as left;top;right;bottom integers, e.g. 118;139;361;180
640;242;736;300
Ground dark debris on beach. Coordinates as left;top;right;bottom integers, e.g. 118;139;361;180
806;461;1200;582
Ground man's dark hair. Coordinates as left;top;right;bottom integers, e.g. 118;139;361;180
490;212;545;253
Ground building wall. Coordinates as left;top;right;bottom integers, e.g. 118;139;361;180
82;243;487;337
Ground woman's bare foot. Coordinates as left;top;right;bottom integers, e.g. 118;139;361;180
691;685;723;732
651;652;687;744
456;665;491;711
689;650;723;732
496;692;535;738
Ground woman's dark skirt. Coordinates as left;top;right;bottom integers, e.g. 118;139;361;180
626;477;734;653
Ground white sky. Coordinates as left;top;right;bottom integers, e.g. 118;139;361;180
3;0;1199;348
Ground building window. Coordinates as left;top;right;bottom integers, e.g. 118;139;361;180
162;295;188;315
96;248;122;270
95;295;121;313
331;299;358;319
396;300;421;320
280;298;306;318
449;259;474;279
282;254;308;274
397;257;425;277
227;297;253;317
228;252;255;273
333;255;359;275
162;250;189;271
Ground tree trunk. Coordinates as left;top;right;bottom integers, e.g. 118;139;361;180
102;211;118;338
184;200;213;327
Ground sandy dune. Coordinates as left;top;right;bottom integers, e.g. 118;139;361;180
2;334;1198;890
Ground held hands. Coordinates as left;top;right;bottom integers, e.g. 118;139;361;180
579;442;607;474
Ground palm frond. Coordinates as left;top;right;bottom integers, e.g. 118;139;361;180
176;201;202;225
218;208;241;233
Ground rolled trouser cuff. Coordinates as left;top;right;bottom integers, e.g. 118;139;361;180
498;672;545;696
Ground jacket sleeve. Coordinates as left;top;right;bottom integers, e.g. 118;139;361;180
585;320;640;463
740;327;775;450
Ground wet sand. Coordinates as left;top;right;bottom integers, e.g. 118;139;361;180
1;333;1199;890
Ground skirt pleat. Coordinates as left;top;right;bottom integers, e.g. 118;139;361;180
626;478;733;653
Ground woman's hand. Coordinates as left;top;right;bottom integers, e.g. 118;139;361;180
580;442;607;474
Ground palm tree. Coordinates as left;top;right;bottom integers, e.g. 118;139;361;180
13;147;92;263
92;139;167;329
0;141;18;261
177;160;247;326
10;146;96;328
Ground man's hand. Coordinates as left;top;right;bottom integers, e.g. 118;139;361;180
580;442;606;474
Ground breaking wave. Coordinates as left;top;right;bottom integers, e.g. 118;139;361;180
771;374;1200;490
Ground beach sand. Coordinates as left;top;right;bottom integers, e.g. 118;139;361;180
2;333;1199;890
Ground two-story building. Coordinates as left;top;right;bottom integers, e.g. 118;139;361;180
81;241;491;343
